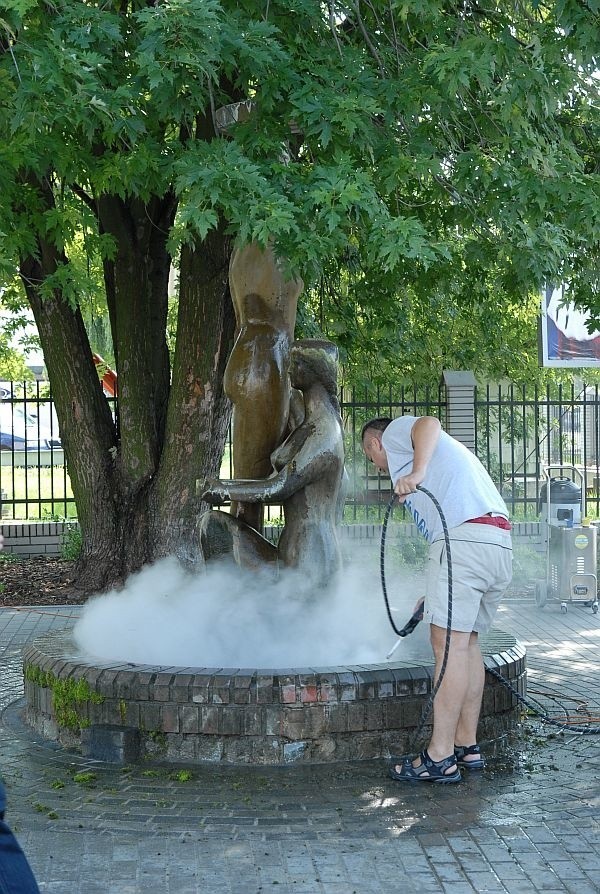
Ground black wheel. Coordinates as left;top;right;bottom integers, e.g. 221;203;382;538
535;580;548;608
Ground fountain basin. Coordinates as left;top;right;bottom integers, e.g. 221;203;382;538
23;630;525;765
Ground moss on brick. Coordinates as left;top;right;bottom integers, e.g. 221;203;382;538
25;664;105;731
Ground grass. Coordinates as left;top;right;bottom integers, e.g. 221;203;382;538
8;451;582;529
0;450;285;523
0;463;75;520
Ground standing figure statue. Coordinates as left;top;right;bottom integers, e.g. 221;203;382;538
224;242;303;532
200;340;345;591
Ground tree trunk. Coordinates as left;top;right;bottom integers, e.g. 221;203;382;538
20;257;122;591
97;193;175;479
154;223;235;563
19;175;233;591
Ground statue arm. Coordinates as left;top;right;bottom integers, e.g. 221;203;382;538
199;446;336;506
270;425;310;471
200;467;295;505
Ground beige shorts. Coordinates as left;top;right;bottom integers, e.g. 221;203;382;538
425;523;513;633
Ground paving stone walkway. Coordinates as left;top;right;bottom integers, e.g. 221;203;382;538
0;599;599;894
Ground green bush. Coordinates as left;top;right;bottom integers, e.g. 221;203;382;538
61;524;82;561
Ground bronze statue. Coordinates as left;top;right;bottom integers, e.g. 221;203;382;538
200;340;345;590
224;242;303;531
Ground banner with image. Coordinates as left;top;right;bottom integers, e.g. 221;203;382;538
539;284;600;368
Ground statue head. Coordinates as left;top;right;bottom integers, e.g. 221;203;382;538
290;340;339;396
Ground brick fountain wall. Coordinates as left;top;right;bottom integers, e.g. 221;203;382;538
23;629;525;765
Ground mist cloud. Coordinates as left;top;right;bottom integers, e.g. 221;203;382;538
73;556;433;668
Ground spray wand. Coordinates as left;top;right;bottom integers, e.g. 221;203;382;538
379;483;451;668
385;601;424;659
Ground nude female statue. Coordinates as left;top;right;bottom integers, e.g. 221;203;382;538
224;242;303;531
200;340;344;591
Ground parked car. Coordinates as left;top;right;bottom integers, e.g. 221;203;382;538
0;400;61;451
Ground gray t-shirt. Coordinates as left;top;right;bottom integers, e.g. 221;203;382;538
381;416;509;543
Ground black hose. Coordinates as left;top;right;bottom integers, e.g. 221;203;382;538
485;664;600;734
381;486;453;750
380;488;600;741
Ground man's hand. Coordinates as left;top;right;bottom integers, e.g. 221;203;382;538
393;471;424;502
198;479;230;505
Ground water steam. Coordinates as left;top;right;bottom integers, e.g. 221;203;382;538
73;556;433;668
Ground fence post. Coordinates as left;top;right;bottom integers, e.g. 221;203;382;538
442;370;477;450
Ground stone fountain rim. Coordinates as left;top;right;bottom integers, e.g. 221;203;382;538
22;628;525;765
23;628;523;678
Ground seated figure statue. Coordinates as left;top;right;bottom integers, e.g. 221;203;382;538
199;339;344;591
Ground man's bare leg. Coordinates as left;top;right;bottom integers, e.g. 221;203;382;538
454;632;486;764
392;626;486;777
419;626;471;764
393;626;470;777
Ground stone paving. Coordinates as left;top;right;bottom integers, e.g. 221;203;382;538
0;599;599;893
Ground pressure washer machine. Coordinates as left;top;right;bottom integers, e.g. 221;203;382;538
535;466;599;614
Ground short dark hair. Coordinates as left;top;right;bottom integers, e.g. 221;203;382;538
360;417;392;442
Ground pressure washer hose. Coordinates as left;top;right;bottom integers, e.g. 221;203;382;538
380;486;453;751
380;488;600;745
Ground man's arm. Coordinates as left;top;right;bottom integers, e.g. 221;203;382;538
394;416;441;501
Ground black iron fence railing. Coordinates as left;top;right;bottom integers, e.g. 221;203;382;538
0;380;71;521
339;383;447;523
1;380;599;522
476;382;600;521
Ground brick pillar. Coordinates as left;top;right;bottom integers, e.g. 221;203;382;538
442;370;477;451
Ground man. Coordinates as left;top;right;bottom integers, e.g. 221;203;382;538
362;415;512;783
0;532;41;894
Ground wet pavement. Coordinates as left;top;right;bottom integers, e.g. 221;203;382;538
1;598;599;893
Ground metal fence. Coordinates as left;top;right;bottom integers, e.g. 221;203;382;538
0;381;70;521
339;383;446;522
476;382;600;520
1;379;599;521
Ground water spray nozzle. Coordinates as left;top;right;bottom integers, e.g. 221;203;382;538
385;603;424;660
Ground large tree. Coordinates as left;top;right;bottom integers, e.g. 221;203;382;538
0;0;598;589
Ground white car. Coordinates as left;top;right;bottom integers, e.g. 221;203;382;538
0;398;61;451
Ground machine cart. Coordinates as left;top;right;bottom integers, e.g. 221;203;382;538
535;465;599;614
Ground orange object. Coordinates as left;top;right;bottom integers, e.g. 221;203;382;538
92;353;117;397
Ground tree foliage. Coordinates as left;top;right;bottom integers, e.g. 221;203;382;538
0;335;32;379
0;0;598;586
2;2;598;291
